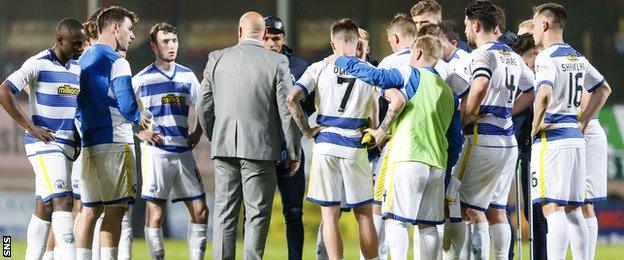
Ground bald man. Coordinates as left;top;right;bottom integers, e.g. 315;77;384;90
0;18;86;260
196;11;301;260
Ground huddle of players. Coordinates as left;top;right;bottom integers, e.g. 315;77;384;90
286;1;610;260
0;6;208;260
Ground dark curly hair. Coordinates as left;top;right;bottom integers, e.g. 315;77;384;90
512;33;536;55
464;0;501;33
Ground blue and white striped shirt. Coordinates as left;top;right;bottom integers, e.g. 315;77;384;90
133;63;199;154
3;49;80;156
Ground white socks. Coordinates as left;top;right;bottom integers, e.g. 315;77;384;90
489;223;511;260
567;210;589;260
92;215;104;260
76;248;92;260
471;222;489;260
442;221;465;260
51;211;76;260
145;227;165;259
460;222;472;260
100;247;118;260
586;217;598;260
118;211;133;260
26;214;51;260
372;214;388;260
413;227;420;259
385;219;409;260
546;211;569;259
420;226;440;260
187;223;208;260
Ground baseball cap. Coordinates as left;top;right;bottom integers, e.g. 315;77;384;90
265;16;285;34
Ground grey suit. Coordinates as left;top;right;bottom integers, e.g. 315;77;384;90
196;39;301;260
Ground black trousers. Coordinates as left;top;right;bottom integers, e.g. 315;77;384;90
275;152;306;260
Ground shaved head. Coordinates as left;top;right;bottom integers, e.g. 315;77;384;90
239;11;266;40
56;17;85;40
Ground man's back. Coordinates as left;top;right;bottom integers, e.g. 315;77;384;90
203;39;299;161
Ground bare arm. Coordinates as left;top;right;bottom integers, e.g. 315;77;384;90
531;85;552;138
363;88;406;148
512;90;535;116
0;84;54;142
579;83;611;132
462;76;488;126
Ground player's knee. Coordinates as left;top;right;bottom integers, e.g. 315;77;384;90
581;204;595;218
81;206;103;220
35;200;54;220
485;208;507;224
52;196;73;212
192;204;209;224
465;207;484;221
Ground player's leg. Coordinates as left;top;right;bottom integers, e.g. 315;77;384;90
458;146;503;260
542;203;568;259
118;208;133;260
445;140;474;259
50;195;76;260
566;147;589;260
416;166;444;260
372;145;389;260
442;174;463;260
92;215;103;260
184;198;208;260
42;231;54;260
145;201;166;259
25;157;55;260
141;148;171;260
100;205;127;259
486;148;517;260
319;205;343;259
75;205;104;259
275;151;306;260
583;121;608;260
352;204;378;260
315;222;328;260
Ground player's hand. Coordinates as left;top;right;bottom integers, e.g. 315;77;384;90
187;130;202;149
305;125;325;139
136;130;163;145
363;128;390;149
284;159;301;177
531;122;552;139
28;124;55;143
579;120;589;134
137;111;152;130
323;54;338;64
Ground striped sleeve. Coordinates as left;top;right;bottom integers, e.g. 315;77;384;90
4;58;39;94
111;58;141;123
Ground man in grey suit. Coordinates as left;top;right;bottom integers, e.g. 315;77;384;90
196;11;302;260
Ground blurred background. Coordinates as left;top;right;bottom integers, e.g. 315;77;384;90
0;0;623;258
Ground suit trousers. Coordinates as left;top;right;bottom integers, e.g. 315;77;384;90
212;157;277;260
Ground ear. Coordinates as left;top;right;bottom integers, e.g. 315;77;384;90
149;41;156;52
415;50;423;61
356;40;363;52
261;28;267;40
450;39;458;47
237;26;242;39
473;21;480;34
393;34;400;45
531;48;540;56
542;20;549;32
330;41;336;52
112;21;119;33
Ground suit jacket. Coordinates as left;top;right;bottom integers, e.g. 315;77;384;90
196;39;301;161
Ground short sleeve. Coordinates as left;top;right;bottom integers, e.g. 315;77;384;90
190;73;201;105
131;75;141;98
583;59;606;93
470;49;494;80
518;62;535;92
534;53;556;90
111;58;132;80
4;58;39;94
295;62;320;96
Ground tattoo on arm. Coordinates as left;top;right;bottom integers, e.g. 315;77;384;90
286;90;313;135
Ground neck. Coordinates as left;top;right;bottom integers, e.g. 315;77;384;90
96;32;118;51
413;59;436;68
395;37;415;52
51;44;69;65
444;46;457;62
475;32;499;47
154;58;174;71
542;31;565;48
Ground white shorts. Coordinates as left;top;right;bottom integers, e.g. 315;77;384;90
585;120;608;203
455;142;518;211
27;152;73;202
80;143;137;207
372;145;389;204
71;153;83;199
382;161;445;225
306;152;373;208
531;142;586;206
446;175;462;222
140;145;205;203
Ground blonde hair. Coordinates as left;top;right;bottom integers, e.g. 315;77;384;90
411;35;443;63
358;28;369;41
518;19;534;34
410;0;442;17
